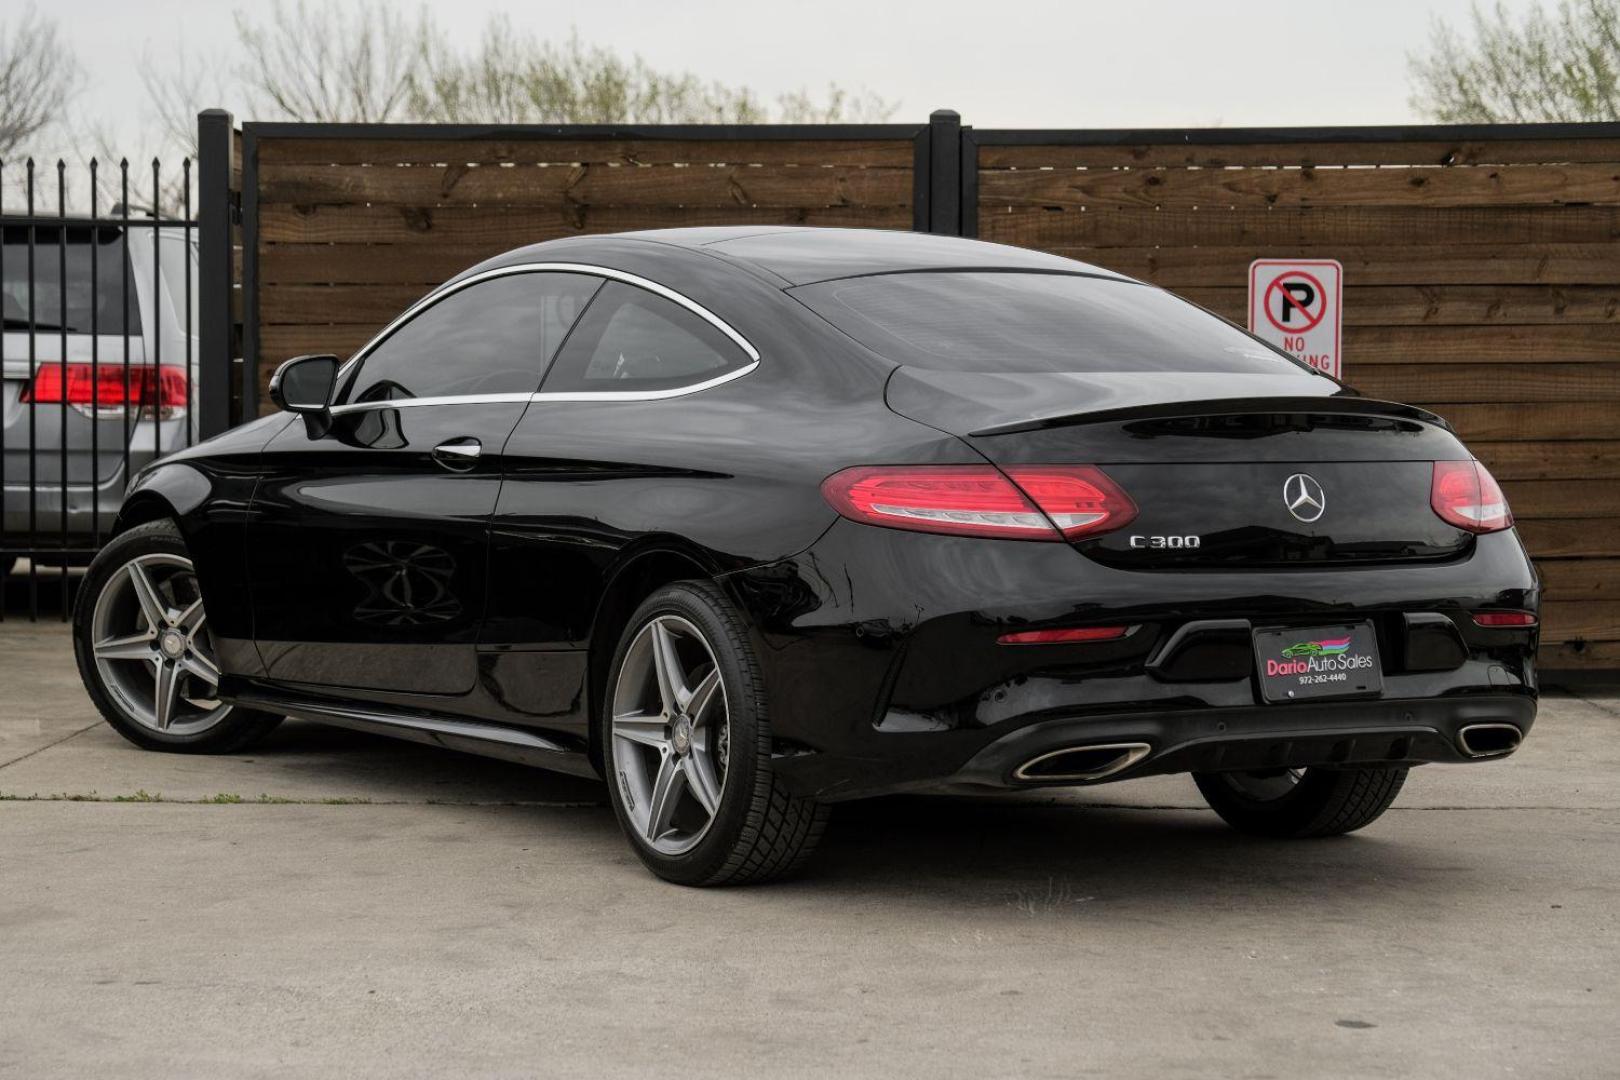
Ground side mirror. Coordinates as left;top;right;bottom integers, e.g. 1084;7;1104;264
269;354;340;437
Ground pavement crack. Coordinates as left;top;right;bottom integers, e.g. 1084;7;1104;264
1563;687;1620;719
0;721;100;773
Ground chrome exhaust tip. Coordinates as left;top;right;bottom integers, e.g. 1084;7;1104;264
1457;723;1523;759
1013;742;1152;783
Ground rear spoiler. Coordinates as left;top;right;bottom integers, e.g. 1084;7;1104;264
969;396;1451;438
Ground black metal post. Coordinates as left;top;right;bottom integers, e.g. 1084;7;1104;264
928;110;962;236
196;110;237;437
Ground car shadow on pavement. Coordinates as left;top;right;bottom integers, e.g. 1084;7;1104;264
801;794;1442;902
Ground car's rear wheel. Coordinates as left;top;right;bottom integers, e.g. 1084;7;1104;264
1193;765;1407;838
602;581;829;885
72;520;282;754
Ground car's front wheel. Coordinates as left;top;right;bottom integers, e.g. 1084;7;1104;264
602;581;829;885
72;520;283;754
1193;766;1407;838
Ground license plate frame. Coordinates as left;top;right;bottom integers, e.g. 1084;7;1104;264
1253;622;1383;704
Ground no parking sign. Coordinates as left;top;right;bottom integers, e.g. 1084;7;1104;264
1248;259;1343;378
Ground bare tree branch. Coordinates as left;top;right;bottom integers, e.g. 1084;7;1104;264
0;5;83;157
235;0;429;123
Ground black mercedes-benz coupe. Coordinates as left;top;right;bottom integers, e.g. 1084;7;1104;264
71;227;1539;885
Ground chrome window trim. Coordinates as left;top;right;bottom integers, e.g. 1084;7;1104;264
330;392;533;416
331;261;761;405
530;360;760;402
327;361;762;415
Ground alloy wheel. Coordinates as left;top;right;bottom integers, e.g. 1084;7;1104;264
89;553;231;736
609;614;730;856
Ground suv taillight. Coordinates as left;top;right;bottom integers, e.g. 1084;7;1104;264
1431;460;1512;534
820;465;1137;542
23;363;189;419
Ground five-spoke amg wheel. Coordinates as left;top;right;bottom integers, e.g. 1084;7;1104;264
1194;766;1408;838
73;520;282;754
603;581;828;885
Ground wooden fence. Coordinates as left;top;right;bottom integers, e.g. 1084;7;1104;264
198;112;1619;670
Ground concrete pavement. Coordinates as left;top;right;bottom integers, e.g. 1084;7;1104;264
2;612;1617;1079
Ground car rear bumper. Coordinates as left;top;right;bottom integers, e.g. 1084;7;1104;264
723;520;1540;801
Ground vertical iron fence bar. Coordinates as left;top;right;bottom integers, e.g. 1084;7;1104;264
959;127;980;240
25;160;37;619
240;128;259;420
0;159;6;621
197;110;235;439
927;110;962;236
57;161;68;619
120;162;131;523
151;159;162;466
183;159;193;447
90;160;101;545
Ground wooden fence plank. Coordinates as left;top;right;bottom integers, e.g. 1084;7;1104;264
1060;244;1620;286
1497;480;1620;519
1428;404;1619;442
978;162;1620;209
260;137;917;167
260;243;526;284
977;139;1620;170
1175;285;1620;328
1348;363;1620;403
258;202;909;244
1516;519;1620;558
261;324;377;364
1537;559;1620;601
1540;640;1620;668
258;162;914;209
1471;441;1620;480
1540;601;1620;642
261;284;432;325
1345;326;1619;364
976;204;1620;250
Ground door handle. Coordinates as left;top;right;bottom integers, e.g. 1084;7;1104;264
432;437;482;471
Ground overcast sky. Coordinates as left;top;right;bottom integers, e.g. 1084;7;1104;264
46;0;1542;150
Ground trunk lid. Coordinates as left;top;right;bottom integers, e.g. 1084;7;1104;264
886;368;1477;568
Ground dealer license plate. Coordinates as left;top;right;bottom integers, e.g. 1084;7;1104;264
1253;622;1383;703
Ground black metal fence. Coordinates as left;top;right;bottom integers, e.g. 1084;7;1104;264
0;157;197;620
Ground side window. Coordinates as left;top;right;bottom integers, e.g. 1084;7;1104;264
540;281;752;394
344;272;600;405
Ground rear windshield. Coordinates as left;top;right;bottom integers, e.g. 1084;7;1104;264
0;225;140;335
793;271;1308;375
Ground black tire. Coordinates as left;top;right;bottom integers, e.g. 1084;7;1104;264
1193;766;1407;838
601;580;829;886
73;519;283;754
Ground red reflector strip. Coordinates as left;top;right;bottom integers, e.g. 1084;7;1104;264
997;626;1132;645
1472;611;1538;627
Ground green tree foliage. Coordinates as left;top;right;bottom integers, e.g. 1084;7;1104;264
1409;0;1620;122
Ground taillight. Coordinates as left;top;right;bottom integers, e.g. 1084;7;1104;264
1002;466;1137;539
1430;460;1512;534
1472;611;1537;628
24;363;189;419
820;465;1136;542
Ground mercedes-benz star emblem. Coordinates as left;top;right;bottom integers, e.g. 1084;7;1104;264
1283;473;1327;523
